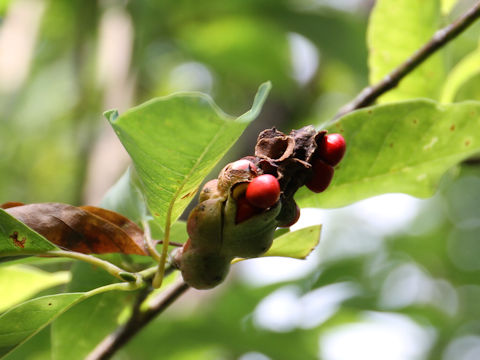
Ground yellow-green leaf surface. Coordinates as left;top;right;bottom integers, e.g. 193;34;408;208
0;209;58;257
107;82;270;230
262;225;321;259
0;265;70;312
441;0;458;14
297;99;480;208
51;262;136;360
368;0;444;102
0;293;84;358
441;46;480;103
0;279;130;358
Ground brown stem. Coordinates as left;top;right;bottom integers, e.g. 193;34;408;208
86;278;190;360
334;1;480;119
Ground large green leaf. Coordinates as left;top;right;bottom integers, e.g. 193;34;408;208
368;0;444;102
0;293;84;358
0;265;70;312
107;82;270;230
51;262;136;360
297;99;480;208
100;167;148;225
0;278;134;359
262;225;321;260
0;209;58;257
440;46;480;103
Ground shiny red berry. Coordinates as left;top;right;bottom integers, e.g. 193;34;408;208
245;174;280;209
305;159;334;193
318;133;346;166
235;196;261;224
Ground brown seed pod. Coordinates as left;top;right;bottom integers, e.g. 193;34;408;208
178;126;345;290
217;159;258;193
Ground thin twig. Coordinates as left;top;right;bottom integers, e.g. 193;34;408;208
334;0;480;119
86;279;189;360
46;250;140;283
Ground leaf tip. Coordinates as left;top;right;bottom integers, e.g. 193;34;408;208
104;109;119;123
237;81;272;123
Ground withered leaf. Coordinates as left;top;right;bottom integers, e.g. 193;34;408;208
5;203;147;255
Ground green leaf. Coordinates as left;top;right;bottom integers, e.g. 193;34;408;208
2;326;50;360
0;209;58;258
101;167;148;225
297;99;480;208
0;293;84;358
51;262;136;360
107;82;271;230
368;0;444;102
151;220;187;246
440;46;480;103
0;278;135;359
0;265;70;312
262;225;321;259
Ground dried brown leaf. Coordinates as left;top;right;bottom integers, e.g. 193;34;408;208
5;203;147;255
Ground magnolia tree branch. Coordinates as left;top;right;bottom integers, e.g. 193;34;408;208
87;278;190;360
334;0;480;119
86;2;480;359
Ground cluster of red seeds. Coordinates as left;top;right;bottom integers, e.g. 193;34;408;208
234;132;346;226
305;133;346;193
174;128;346;289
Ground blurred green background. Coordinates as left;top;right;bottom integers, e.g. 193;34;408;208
2;0;480;359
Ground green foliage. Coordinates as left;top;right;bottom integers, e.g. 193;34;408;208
180;17;292;92
0;265;69;313
1;0;480;359
261;225;321;260
368;0;445;102
101;167;148;225
0;293;84;357
51;263;136;360
106;82;270;229
297;99;480;208
441;45;480;103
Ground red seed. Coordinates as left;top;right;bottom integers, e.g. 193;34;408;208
245;174;281;209
235;196;261;224
305;159;334;193
318;133;346;166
